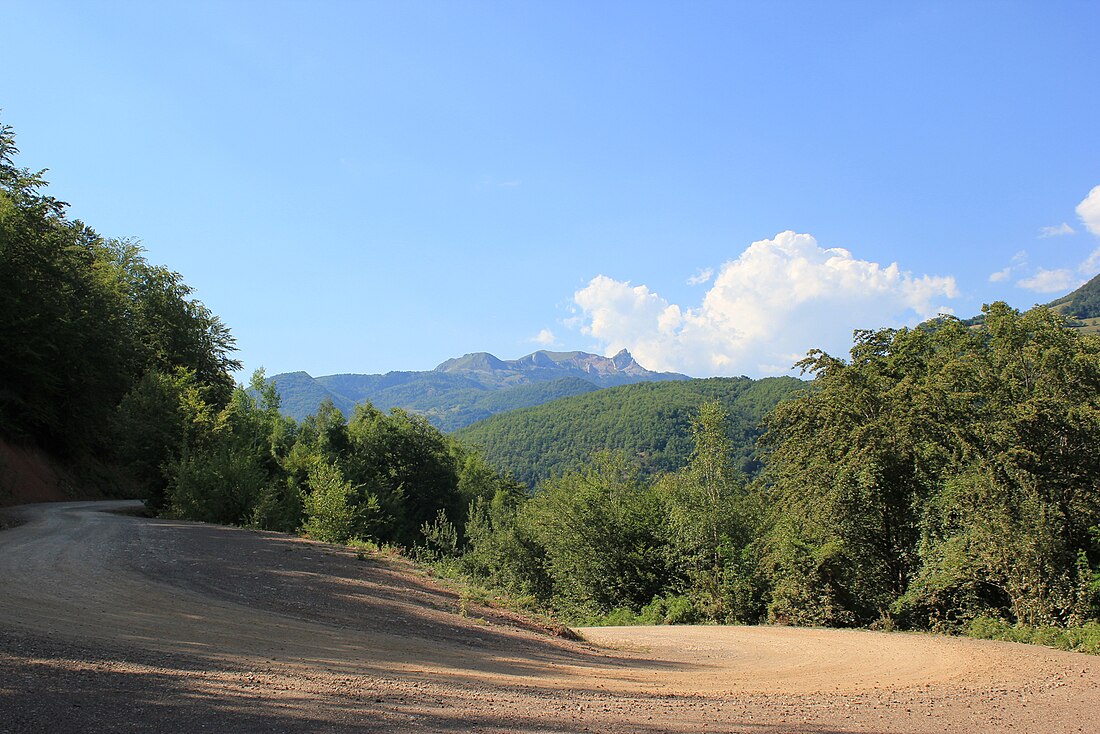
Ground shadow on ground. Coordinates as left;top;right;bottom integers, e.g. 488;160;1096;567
0;629;888;734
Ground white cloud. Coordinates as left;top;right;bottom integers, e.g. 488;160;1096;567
1039;222;1075;238
571;231;959;377
1017;268;1084;294
989;250;1028;282
530;328;557;346
1009;187;1100;288
1077;185;1100;237
1080;248;1100;276
687;267;714;286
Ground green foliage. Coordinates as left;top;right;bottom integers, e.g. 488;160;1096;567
249;476;305;534
657;401;761;622
516;452;671;618
162;376;284;525
966;616;1100;655
584;595;700;627
419;508;460;559
763;534;857;627
456;376;805;490
0;119;238;490
456;397;788;626
114;368;212;509
166;442;269;525
301;460;367;544
758;326;948;625
759;305;1100;630
461;487;548;598
343;404;465;546
157;369;518;559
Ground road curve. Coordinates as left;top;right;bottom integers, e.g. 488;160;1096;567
1;501;1097;733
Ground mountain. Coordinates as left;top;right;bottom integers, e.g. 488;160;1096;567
453;375;807;490
268;349;688;431
434;348;682;387
1046;272;1100;334
266;371;358;419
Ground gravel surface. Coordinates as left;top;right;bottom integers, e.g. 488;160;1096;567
1;501;1097;733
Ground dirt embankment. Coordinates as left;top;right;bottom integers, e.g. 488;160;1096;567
0;439;73;508
1;501;1097;733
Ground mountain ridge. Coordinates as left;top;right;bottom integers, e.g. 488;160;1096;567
268;348;688;430
434;348;682;382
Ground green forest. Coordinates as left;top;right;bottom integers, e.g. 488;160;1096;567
454;308;1100;632
455;375;804;488
3;119;1098;648
0;121;238;483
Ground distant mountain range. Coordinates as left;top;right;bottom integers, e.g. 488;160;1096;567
268;349;689;431
269;276;1100;432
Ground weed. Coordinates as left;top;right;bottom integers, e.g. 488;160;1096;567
966;616;1100;655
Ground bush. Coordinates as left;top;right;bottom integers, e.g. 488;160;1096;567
419;509;459;559
966;616;1100;655
301;461;358;543
581;594;700;627
166;445;267;525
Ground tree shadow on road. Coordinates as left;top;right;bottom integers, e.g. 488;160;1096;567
0;628;889;734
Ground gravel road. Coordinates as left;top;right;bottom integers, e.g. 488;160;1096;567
1;501;1097;733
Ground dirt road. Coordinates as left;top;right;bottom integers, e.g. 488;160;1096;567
1;501;1096;732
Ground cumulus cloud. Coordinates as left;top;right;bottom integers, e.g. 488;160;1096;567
572;231;959;377
687;267;714;286
530;328;557;346
1040;223;1075;238
1078;185;1100;237
1017;268;1083;294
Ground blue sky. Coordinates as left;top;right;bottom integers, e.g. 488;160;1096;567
5;1;1099;378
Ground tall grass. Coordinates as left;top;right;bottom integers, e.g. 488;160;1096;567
966;617;1100;655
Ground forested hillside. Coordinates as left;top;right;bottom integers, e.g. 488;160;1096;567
1048;272;1100;334
0;121;238;496
269;371;601;431
454;376;806;489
